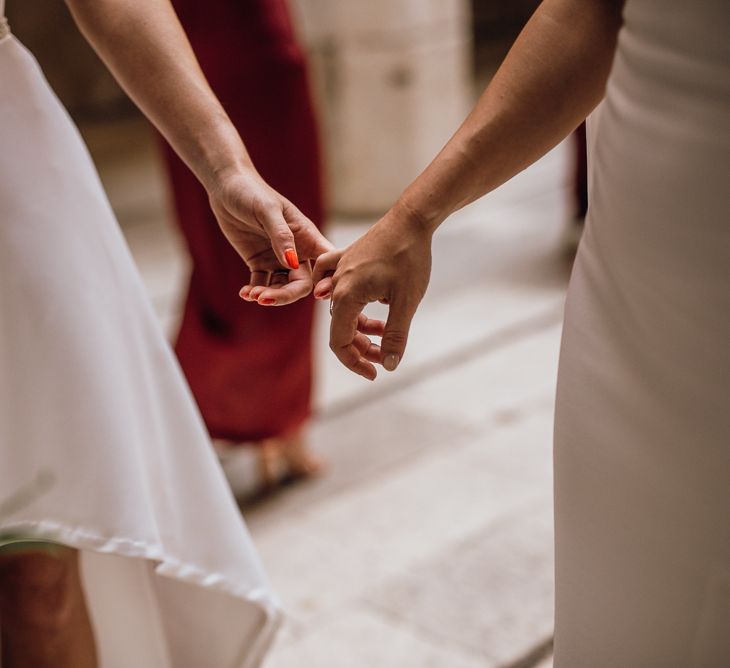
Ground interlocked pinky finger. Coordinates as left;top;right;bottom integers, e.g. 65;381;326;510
314;275;334;300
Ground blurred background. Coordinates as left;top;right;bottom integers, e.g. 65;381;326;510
9;1;580;666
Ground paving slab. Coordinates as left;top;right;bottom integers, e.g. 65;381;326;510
265;609;486;668
243;400;476;528
367;498;554;665
252;408;554;633
398;324;562;430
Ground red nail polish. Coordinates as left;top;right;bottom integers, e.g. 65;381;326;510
285;249;299;270
259;298;276;305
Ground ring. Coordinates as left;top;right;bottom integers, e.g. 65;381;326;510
271;269;289;277
329;299;335;316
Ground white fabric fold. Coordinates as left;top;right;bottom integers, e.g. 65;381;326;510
0;31;281;668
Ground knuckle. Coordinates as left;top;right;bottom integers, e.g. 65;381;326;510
322;251;339;268
261;197;279;213
331;284;350;303
337;266;365;285
255;199;281;222
274;226;293;242
384;330;408;346
333;273;364;298
250;193;270;212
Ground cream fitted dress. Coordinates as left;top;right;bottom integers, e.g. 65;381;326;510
0;4;280;667
553;0;729;665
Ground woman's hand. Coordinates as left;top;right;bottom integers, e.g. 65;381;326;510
67;0;333;305
312;204;433;380
209;168;334;305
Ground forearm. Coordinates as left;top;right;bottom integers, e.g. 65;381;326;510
65;0;250;190
398;0;624;232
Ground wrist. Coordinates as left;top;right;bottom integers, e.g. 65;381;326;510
206;158;257;191
187;115;256;192
391;195;443;236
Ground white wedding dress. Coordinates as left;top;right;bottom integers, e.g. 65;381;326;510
554;0;729;665
0;3;280;666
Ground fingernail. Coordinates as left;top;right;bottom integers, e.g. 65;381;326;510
285;249;299;270
383;354;400;372
239;288;249;299
259;298;276;305
314;290;331;300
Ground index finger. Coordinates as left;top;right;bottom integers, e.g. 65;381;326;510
330;295;377;380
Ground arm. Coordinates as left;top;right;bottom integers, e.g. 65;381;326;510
315;0;624;379
398;0;623;230
66;0;331;303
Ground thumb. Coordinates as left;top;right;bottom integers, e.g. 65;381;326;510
284;204;334;259
258;203;299;269
380;298;416;372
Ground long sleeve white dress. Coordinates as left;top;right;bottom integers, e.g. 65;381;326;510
0;4;280;666
553;0;729;665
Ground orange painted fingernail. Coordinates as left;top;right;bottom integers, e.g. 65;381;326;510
285;249;299;270
259;298;276;305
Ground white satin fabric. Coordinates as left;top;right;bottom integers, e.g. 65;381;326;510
0;15;280;668
554;1;729;665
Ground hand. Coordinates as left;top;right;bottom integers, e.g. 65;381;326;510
208;168;334;305
312;204;433;380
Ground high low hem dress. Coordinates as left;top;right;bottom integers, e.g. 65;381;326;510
0;5;281;666
553;0;729;665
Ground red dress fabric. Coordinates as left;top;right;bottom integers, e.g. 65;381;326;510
161;0;324;442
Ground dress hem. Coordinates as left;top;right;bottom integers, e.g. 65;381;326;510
0;518;283;668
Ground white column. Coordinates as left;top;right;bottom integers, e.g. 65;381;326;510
292;0;473;216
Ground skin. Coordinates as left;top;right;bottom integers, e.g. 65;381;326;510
0;548;96;668
67;0;334;305
312;0;625;380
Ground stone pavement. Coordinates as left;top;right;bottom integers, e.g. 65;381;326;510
91;118;570;668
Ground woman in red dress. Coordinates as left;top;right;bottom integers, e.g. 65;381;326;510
161;0;325;486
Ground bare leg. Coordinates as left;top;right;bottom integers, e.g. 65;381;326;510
258;427;325;489
279;429;326;480
0;547;97;668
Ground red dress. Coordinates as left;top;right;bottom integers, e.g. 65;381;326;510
161;0;324;442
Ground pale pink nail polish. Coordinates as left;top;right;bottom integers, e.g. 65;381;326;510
383;354;400;372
